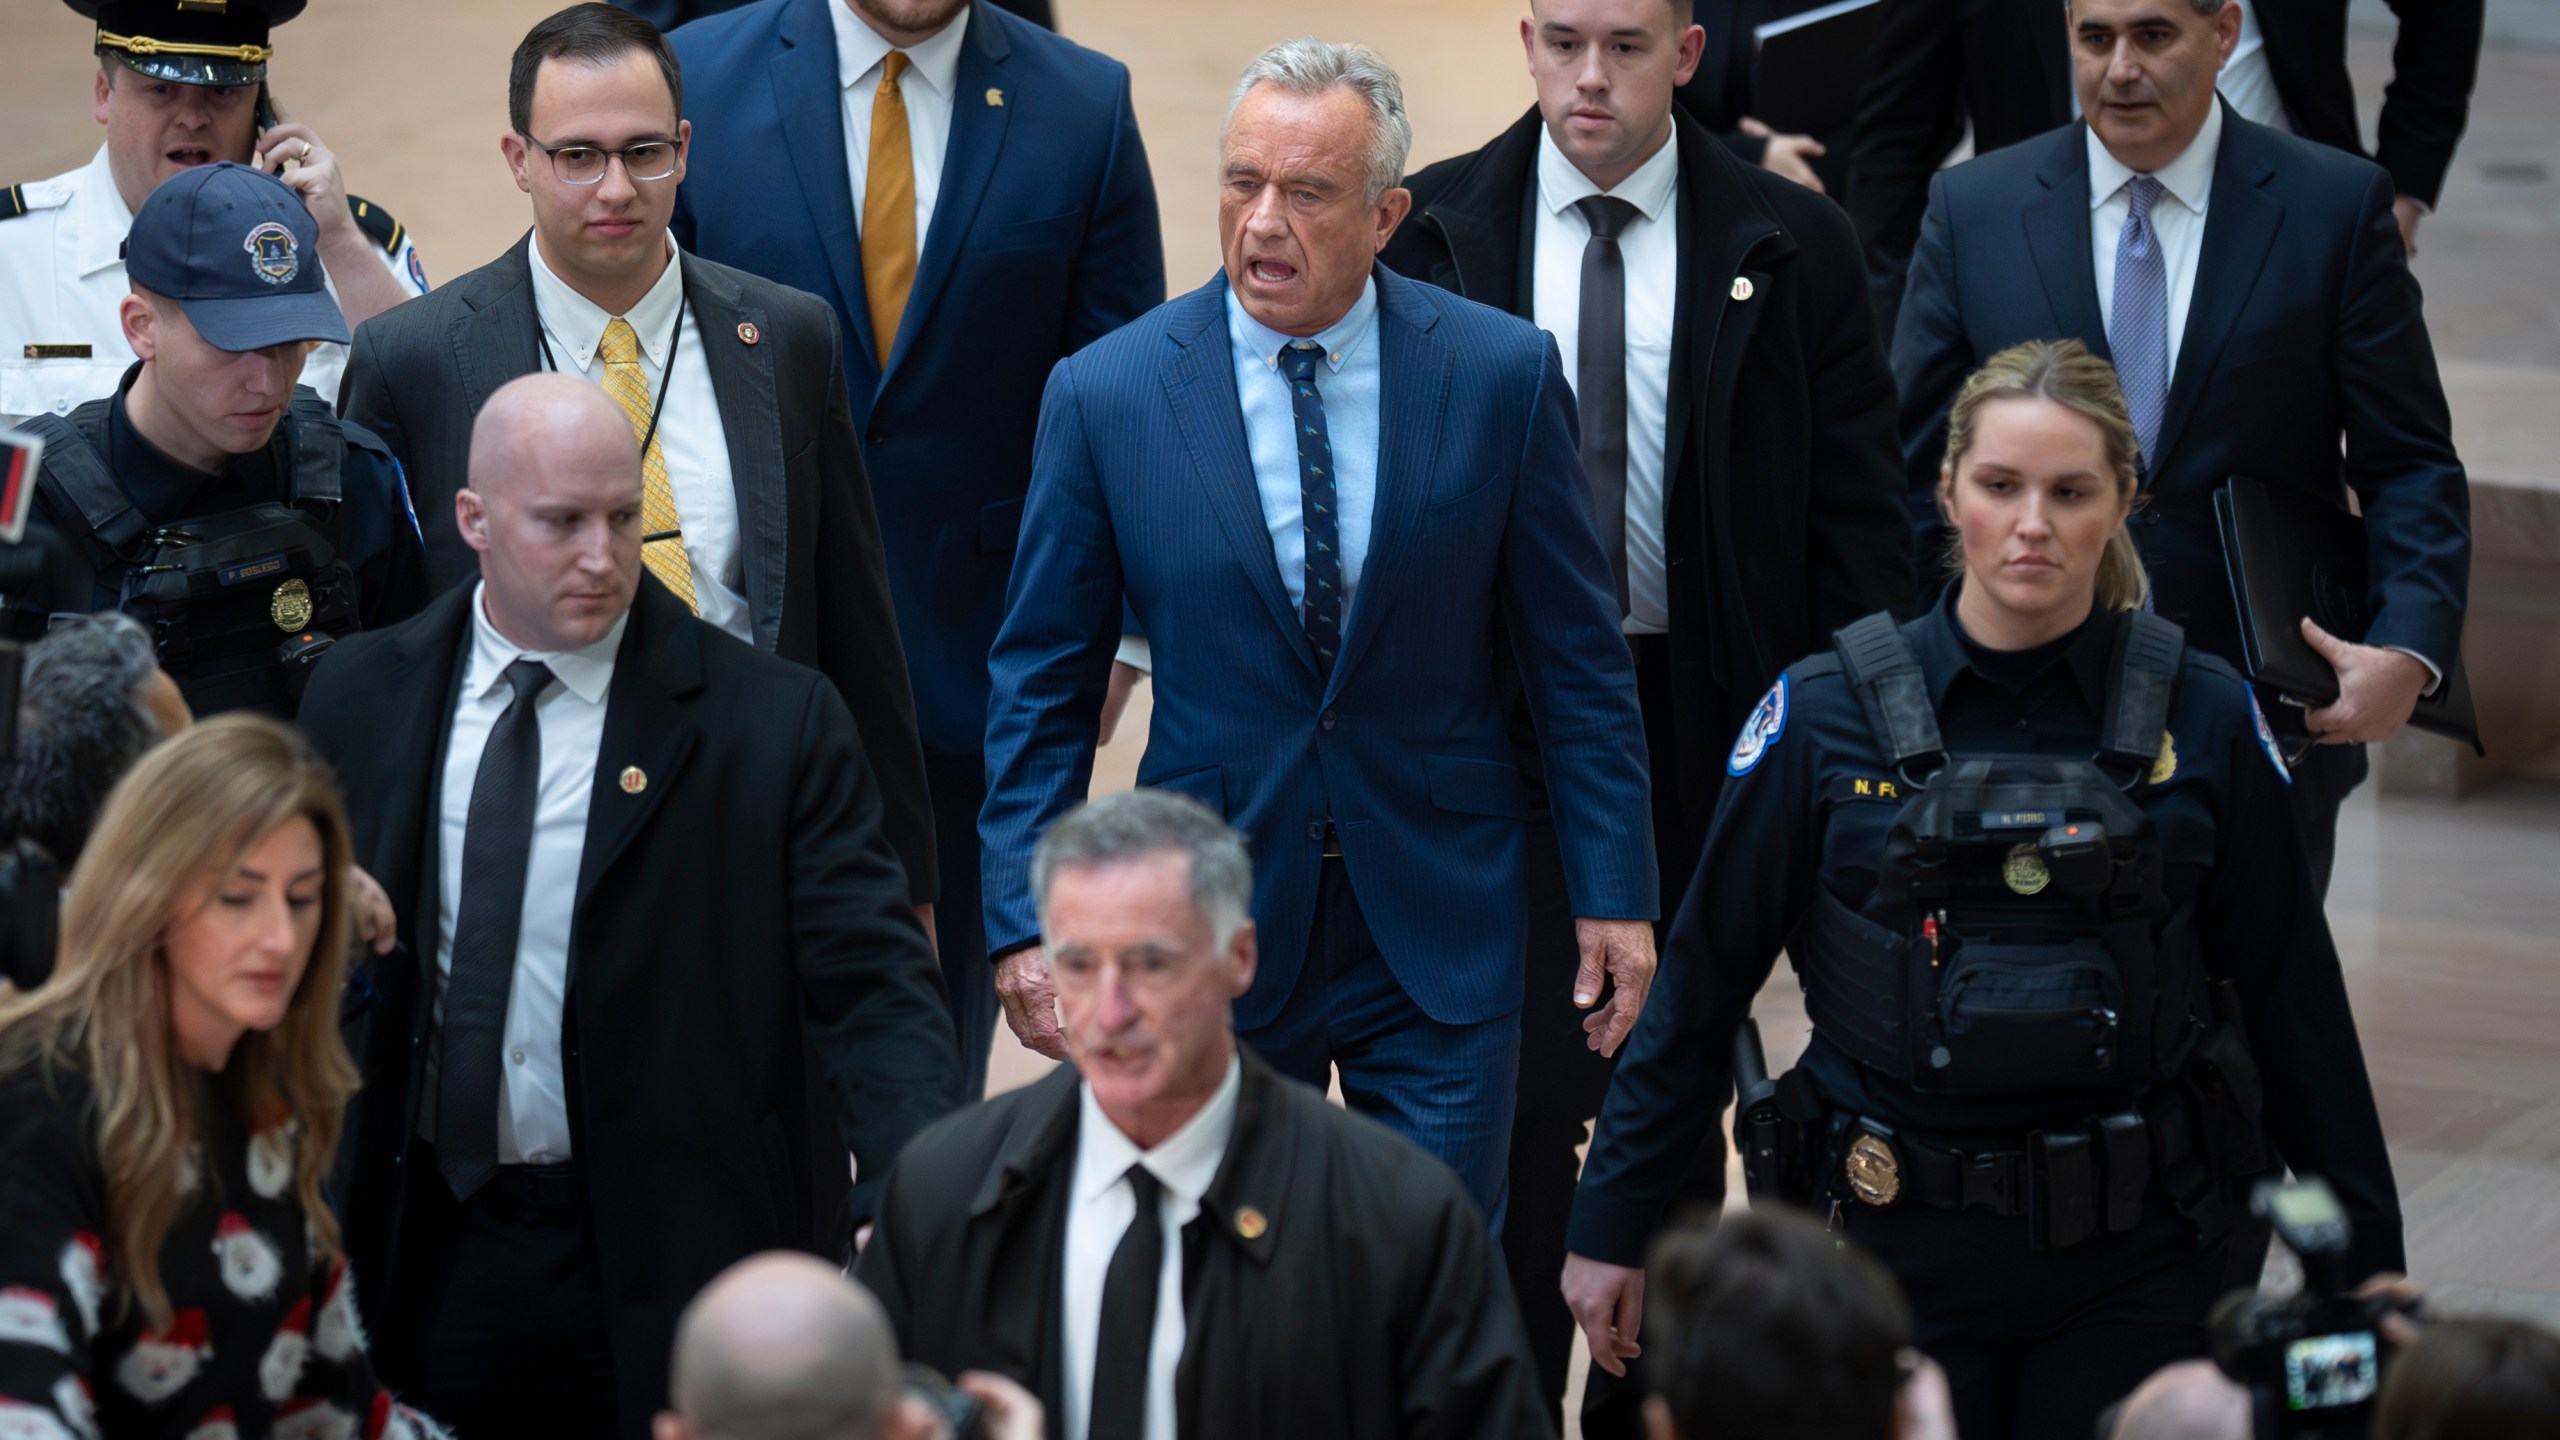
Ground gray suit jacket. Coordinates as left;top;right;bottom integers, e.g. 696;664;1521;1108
339;235;935;903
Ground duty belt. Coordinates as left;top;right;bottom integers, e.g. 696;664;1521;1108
1830;1103;2164;1251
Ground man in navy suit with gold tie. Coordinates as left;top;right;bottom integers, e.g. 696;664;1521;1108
669;0;1164;1098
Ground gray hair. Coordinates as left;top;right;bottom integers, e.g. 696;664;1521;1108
1033;790;1253;949
1223;39;1413;206
1;613;166;868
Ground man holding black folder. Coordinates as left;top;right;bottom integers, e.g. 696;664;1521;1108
1891;0;2468;892
1382;0;1910;1425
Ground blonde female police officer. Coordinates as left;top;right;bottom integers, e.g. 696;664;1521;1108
1560;340;2402;1440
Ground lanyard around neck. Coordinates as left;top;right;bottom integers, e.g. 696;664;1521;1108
533;294;686;464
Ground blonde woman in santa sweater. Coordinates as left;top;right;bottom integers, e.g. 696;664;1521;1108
0;714;438;1440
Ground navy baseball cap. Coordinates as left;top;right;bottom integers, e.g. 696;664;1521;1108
124;162;349;352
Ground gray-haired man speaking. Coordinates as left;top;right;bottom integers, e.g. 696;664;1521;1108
861;789;1551;1440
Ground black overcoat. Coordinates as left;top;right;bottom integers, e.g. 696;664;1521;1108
856;1049;1555;1440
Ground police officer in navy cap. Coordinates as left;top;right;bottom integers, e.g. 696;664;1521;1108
0;0;428;421
5;159;429;718
1559;340;2403;1440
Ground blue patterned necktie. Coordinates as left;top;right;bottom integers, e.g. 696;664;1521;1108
2109;174;2170;470
1282;341;1342;677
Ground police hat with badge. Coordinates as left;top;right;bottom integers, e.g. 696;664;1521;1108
68;0;304;89
18;160;369;715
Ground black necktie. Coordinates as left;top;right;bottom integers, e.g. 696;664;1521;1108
1574;194;1639;617
437;658;555;1200
1281;342;1343;678
1088;1165;1164;1440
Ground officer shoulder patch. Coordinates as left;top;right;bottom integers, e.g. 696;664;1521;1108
1727;674;1789;777
2249;692;2291;785
345;195;404;255
0;184;28;222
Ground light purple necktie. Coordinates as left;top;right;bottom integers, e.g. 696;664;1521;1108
2109;174;2170;471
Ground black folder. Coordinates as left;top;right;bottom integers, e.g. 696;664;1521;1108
1751;0;1883;141
2213;475;2482;753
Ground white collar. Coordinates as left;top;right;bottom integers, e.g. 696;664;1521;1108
527;232;687;373
2087;99;2222;218
831;0;970;100
1073;1054;1243;1208
72;145;135;280
1225;274;1380;378
468;581;625;706
1536;121;1679;223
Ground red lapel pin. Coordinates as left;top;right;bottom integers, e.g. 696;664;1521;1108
736;321;760;346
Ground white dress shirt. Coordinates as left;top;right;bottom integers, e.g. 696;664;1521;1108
1061;1057;1242;1440
2218;2;2296;133
833;0;969;249
1532;126;1680;636
0;145;424;419
2089;99;2222;382
1226;278;1383;617
527;235;752;644
435;585;623;1166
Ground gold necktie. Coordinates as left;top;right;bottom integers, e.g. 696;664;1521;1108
862;50;917;369
597;317;698;614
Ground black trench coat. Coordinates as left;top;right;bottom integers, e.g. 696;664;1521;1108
857;1048;1553;1439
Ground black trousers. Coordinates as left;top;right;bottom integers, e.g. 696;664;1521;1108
928;748;997;1102
383;1148;620;1440
1849;1195;2232;1440
1507;635;1712;1432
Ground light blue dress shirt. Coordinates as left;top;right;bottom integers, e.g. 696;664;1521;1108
1226;276;1381;618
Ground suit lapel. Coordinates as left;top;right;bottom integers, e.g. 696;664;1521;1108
1668;115;1783;505
452;236;544;416
371;586;480;961
1327;269;1449;700
2153;115;2284;473
2024;128;2110;361
1160;278;1321;681
885;3;1013;383
682;255;789;653
771;0;879;394
574;580;703;930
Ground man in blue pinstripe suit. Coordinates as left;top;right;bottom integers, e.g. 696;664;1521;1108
980;40;1659;1225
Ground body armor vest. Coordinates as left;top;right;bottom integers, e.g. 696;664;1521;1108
21;390;356;717
1803;610;2209;1100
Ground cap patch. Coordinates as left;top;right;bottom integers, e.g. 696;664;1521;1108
1727;674;1789;777
244;221;299;284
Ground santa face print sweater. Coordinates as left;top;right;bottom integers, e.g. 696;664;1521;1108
0;1061;444;1440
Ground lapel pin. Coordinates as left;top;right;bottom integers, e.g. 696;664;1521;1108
985;87;1005;108
1731;276;1755;302
619;766;648;795
1234;1205;1268;1240
736;321;760;346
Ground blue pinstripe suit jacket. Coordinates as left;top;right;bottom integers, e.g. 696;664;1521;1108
981;267;1657;1029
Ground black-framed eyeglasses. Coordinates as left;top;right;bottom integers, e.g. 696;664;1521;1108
526;138;681;186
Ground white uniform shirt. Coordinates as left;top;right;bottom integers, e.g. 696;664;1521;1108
526;235;752;645
1060;1057;1242;1440
2089;100;2222;383
832;0;968;249
2218;2;2296;133
435;584;622;1167
0;145;424;419
1532;126;1680;636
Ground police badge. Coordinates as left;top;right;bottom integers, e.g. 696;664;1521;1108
270;578;313;632
244;221;299;285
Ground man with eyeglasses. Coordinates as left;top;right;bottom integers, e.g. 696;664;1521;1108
338;5;938;945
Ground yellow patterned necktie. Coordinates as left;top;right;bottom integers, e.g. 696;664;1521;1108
861;50;917;369
597;317;698;614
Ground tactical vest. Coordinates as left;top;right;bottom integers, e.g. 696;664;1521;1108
1802;610;2210;1101
20;390;357;717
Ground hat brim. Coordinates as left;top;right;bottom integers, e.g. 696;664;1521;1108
99;50;266;88
178;288;349;352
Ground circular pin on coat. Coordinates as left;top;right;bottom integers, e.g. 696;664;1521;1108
1730;276;1754;302
736;321;760;346
1234;1206;1268;1240
619;766;648;795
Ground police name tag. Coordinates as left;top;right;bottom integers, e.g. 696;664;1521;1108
1728;674;1789;776
218;553;291;586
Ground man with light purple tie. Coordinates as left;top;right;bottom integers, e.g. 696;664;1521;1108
1889;0;2468;897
